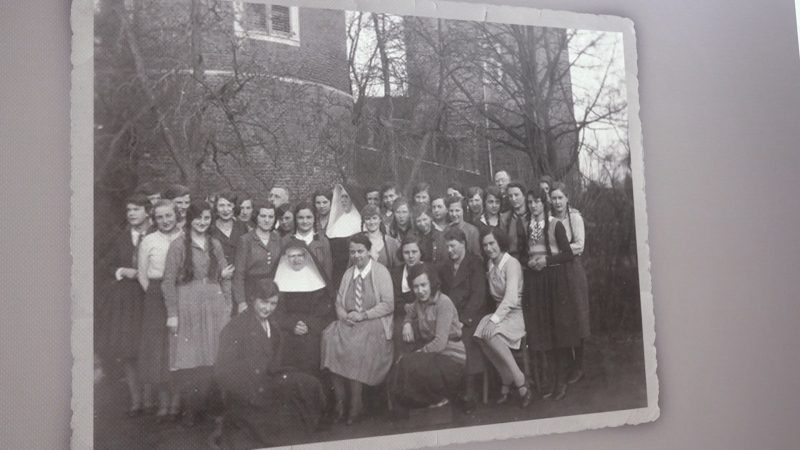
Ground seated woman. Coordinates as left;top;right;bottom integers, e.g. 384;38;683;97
321;232;394;425
389;263;466;410
272;238;334;375
326;184;362;289
474;228;532;407
361;204;401;269
215;279;325;448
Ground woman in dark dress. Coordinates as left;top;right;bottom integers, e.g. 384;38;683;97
521;187;576;400
215;279;325;448
549;182;590;384
478;186;506;232
101;193;151;416
232;202;282;315
285;201;333;280
313;189;332;235
272;238;334;375
210;191;249;266
411;203;448;265
137;200;183;420
389;263;466;411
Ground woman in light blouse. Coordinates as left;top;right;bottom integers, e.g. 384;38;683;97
473;228;531;407
137;199;183;421
389;263;466;411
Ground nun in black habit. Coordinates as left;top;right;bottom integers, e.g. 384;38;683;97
271;238;335;375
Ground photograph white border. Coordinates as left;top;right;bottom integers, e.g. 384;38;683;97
71;0;657;448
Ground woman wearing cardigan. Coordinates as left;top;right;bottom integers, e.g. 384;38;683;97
162;200;233;426
321;232;394;425
474;228;531;407
389;263;466;411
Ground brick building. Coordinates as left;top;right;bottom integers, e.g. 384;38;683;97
95;1;354;206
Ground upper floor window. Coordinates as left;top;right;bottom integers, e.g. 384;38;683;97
233;2;300;46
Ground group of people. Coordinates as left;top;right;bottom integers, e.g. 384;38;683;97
98;170;590;447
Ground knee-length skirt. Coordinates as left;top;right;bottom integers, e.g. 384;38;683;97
169;280;231;371
321;318;393;386
473;307;526;350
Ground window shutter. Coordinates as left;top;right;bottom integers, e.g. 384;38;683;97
270;5;292;34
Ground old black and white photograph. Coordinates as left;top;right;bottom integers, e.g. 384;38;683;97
75;0;657;447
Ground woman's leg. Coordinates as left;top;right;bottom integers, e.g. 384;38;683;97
347;379;363;424
123;360;142;413
486;337;525;388
331;374;346;421
142;382;153;410
567;340;585;384
550;348;569;400
478;339;512;385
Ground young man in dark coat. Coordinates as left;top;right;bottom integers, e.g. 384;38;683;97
438;227;489;410
214;279;325;448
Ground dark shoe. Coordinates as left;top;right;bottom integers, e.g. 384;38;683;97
518;386;533;408
126;407;144;418
566;369;584;385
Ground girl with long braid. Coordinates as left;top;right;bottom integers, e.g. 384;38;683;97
521;187;576;400
549;182;590;384
162;200;233;426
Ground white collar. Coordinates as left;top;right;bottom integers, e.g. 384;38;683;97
489;252;511;272
353;259;373;279
294;231;314;245
401;265;411;293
